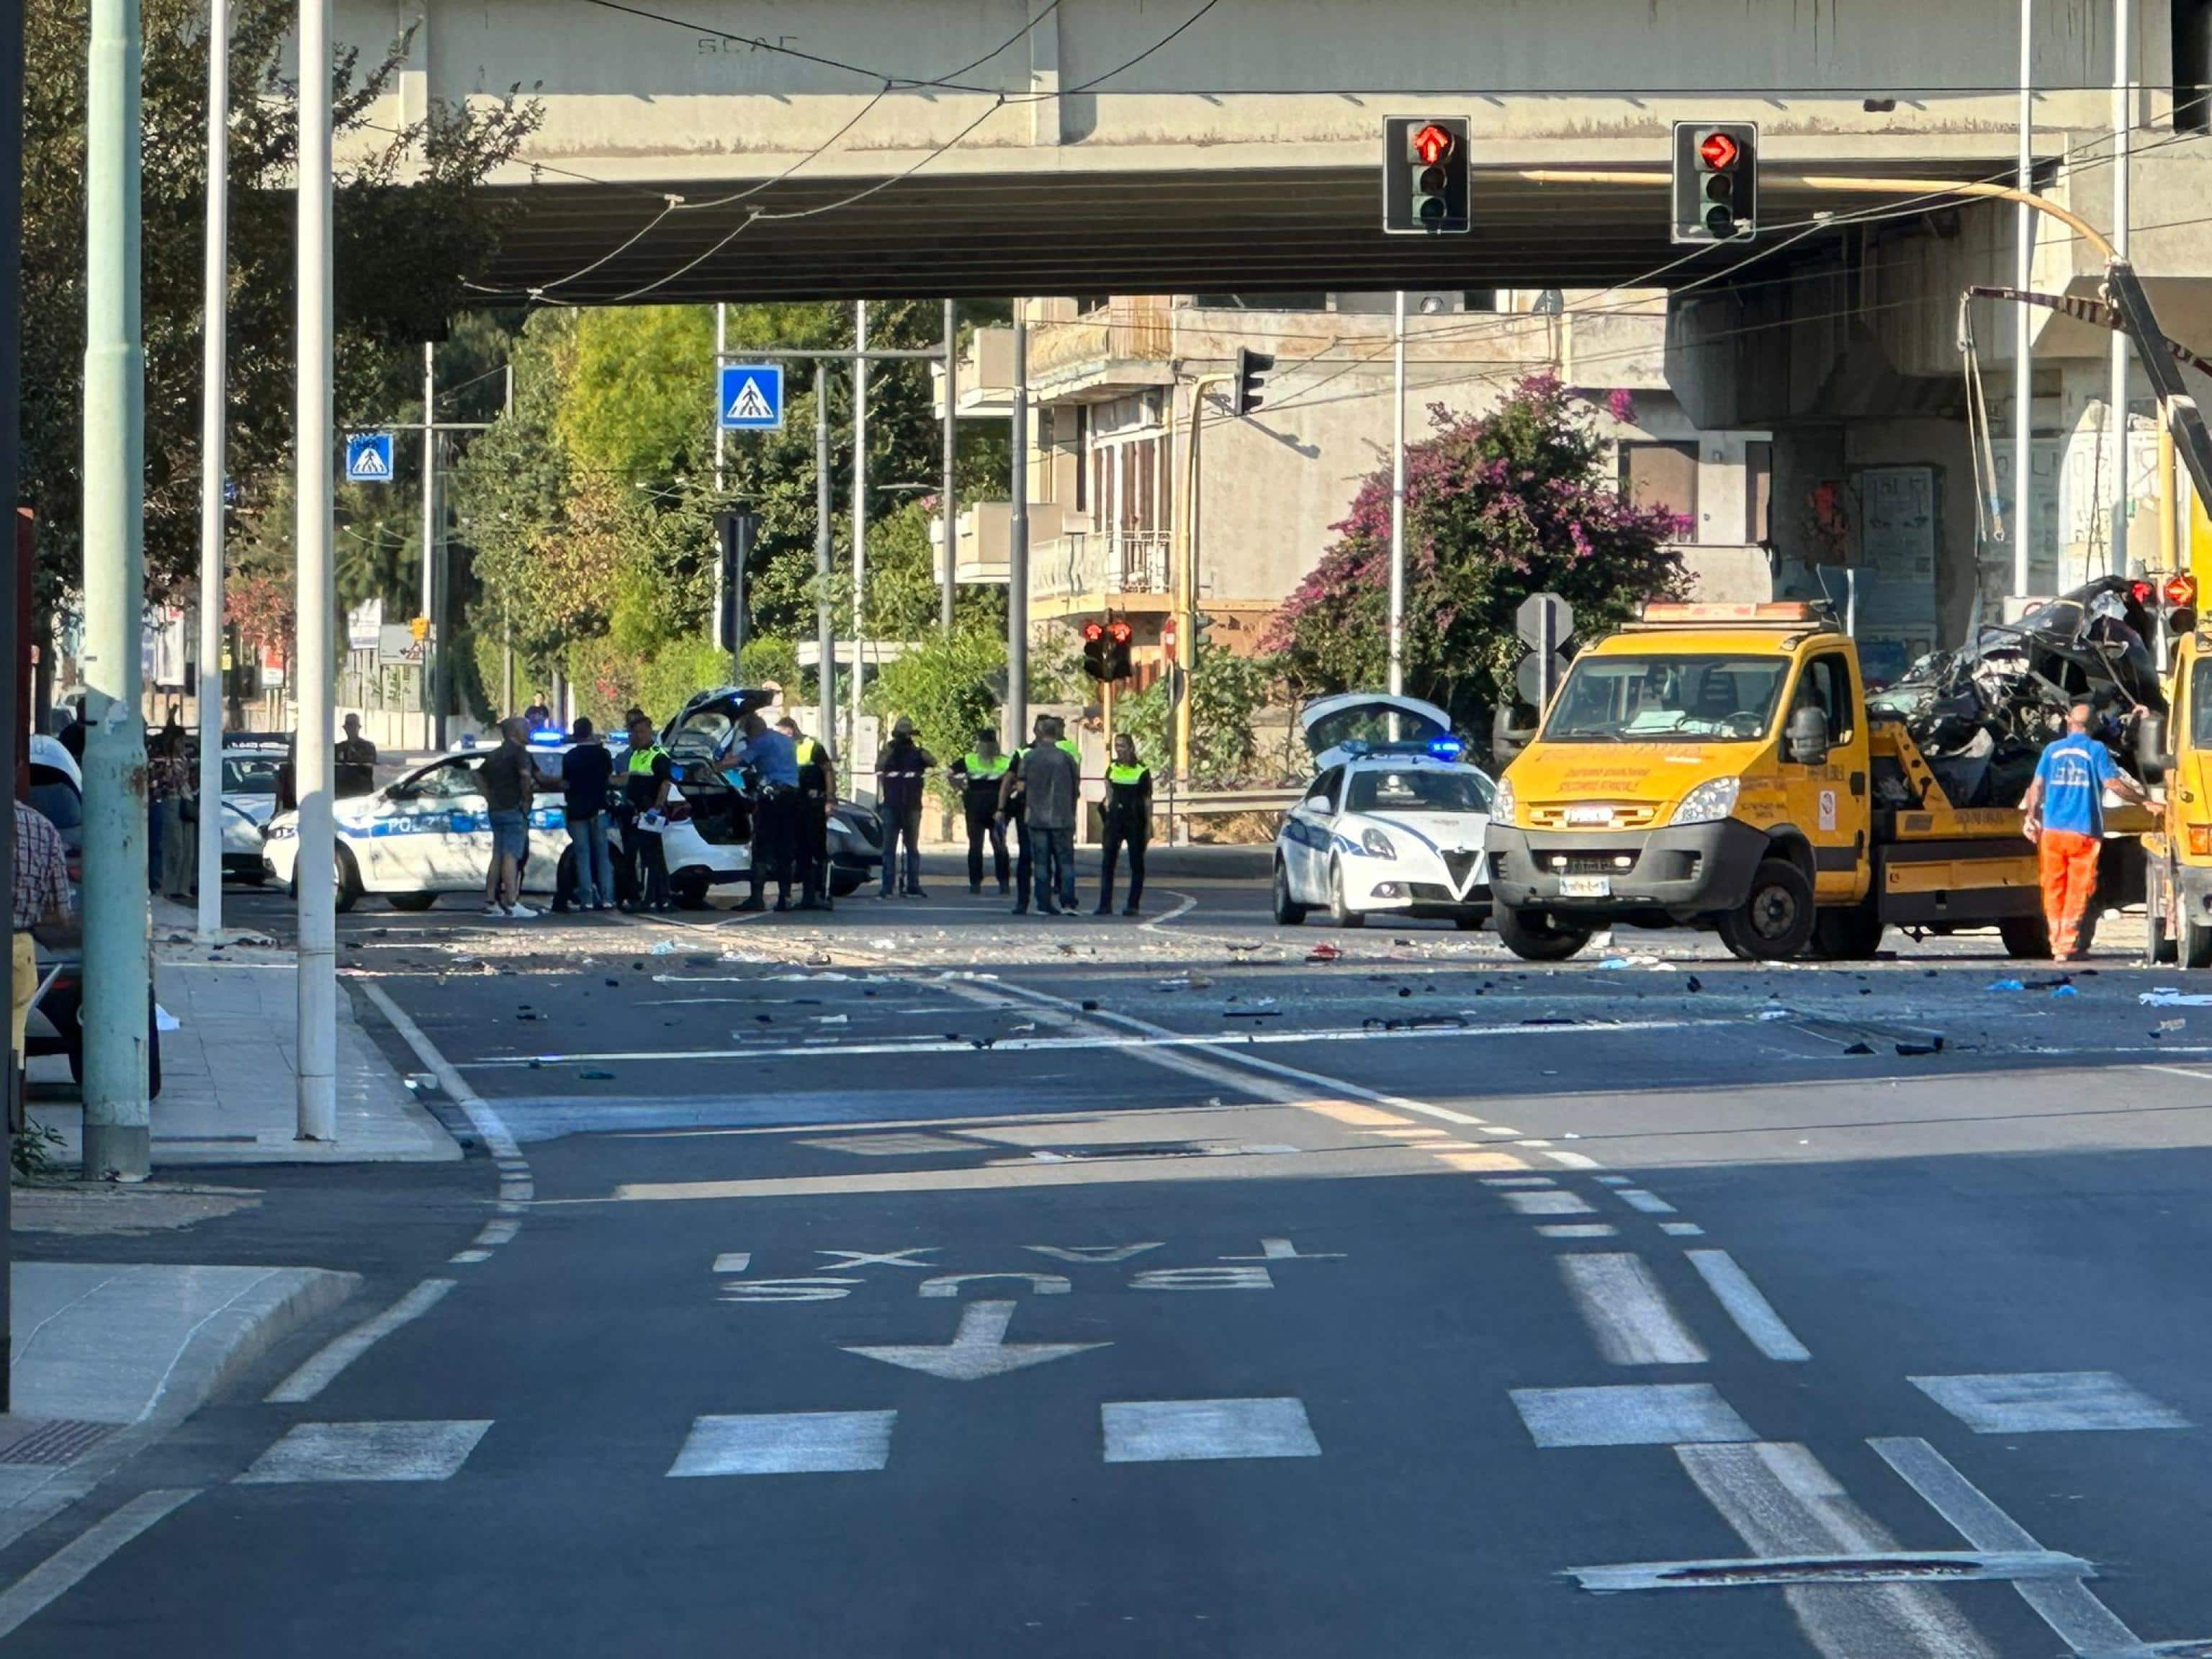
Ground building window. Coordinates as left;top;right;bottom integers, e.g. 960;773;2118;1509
2180;1;2212;132
1073;408;1089;513
1462;291;1499;313
1619;441;1700;536
1746;441;1773;544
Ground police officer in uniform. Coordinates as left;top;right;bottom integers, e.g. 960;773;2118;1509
1095;733;1154;917
621;712;674;912
778;716;833;909
950;729;1012;895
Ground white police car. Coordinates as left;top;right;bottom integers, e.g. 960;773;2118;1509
1272;738;1496;929
262;742;573;912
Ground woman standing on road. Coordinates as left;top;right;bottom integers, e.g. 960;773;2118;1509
1094;734;1153;917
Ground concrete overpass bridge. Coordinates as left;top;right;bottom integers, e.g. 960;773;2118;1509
349;0;2191;302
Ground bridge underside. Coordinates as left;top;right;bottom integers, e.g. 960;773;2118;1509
478;162;1987;304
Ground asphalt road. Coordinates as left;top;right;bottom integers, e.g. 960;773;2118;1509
12;852;2212;1655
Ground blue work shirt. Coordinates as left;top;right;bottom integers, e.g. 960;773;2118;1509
2033;732;2116;837
729;727;800;790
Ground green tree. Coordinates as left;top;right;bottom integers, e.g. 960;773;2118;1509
19;0;540;606
1266;375;1690;729
1114;644;1278;787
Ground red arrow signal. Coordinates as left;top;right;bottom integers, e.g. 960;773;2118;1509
1697;130;1740;171
1412;122;1455;166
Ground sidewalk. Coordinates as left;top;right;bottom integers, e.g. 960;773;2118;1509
27;909;461;1167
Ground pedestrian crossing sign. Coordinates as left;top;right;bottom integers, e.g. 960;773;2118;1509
719;364;785;431
345;433;395;482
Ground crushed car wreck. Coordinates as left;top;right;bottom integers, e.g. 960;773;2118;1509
1866;576;2164;810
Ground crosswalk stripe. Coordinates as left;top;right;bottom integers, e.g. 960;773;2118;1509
1102;1398;1321;1463
1557;1254;1707;1365
237;1421;491;1484
1686;1250;1810;1362
669;1412;896;1477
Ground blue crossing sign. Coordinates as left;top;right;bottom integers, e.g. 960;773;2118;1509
345;432;395;483
719;364;785;431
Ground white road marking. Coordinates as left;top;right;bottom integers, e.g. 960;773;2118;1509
1569;1548;2098;1593
1130;1266;1274;1291
360;982;523;1162
1557;1254;1707;1366
1538;1223;1620;1239
1101;1398;1321;1463
720;1278;858;1302
1660;1222;1707;1237
1025;1244;1162;1264
668;1411;896;1475
1909;1372;2189;1434
472;1219;519;1249
0;1489;199;1641
1678;1440;1995;1659
918;1271;1069;1298
842;1300;1107;1380
1480;1175;1557;1187
711;1251;753;1274
237;1420;492;1484
1595;1175;1632;1186
1686;1250;1811;1362
1220;1238;1341;1261
1542;1148;1604;1169
448;1249;492;1264
1511;1383;1754;1448
1871;1435;2147;1658
1616;1189;1678;1215
1502;1190;1595;1215
264;1279;457;1404
818;1248;938;1271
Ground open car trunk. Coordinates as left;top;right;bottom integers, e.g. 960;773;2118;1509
1299;692;1457;772
658;685;778;846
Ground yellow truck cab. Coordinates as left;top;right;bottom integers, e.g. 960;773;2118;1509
2145;624;2212;965
1485;601;2151;962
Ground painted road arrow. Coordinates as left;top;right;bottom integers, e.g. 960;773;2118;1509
841;1300;1108;1380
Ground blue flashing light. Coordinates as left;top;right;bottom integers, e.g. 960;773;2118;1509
1426;734;1466;760
529;728;565;745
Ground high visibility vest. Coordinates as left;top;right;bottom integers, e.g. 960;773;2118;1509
962;752;1011;781
1107;763;1148;786
794;737;821;765
1057;739;1081;760
627;745;668;775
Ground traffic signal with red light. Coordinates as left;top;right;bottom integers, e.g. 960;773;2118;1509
2166;572;2198;637
1082;619;1110;680
1672;121;1757;244
1382;115;1471;235
1105;619;1134;680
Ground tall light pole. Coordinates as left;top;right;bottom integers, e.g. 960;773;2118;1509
2109;0;2133;578
420;341;436;748
194;0;228;938
2014;0;2034;601
849;300;868;771
1389;289;1408;696
293;0;336;1143
1007;306;1030;750
80;0;151;1179
940;297;958;631
814;363;835;753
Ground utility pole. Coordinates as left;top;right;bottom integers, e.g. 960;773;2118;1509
2014;0;2035;600
1389;288;1408;697
714;302;727;493
1007;305;1030;749
81;0;150;1179
814;363;835;755
420;342;436;749
850;300;868;773
941;297;958;631
293;0;336;1143
1;0;27;1390
2110;0;2133;578
194;0;228;939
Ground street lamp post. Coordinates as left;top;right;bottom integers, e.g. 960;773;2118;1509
194;0;229;938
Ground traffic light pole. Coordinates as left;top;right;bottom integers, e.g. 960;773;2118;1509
1172;372;1233;783
194;0;228;941
1007;308;1030;751
1389;289;1408;698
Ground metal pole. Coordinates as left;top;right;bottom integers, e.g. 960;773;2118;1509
293;0;336;1143
941;297;958;631
420;341;435;748
1389;288;1408;696
2014;0;2035;600
431;428;448;749
714;302;727;493
814;363;834;754
850;300;868;770
0;0;25;1393
2110;0;2133;578
1007;306;1030;749
194;0;228;938
80;0;150;1179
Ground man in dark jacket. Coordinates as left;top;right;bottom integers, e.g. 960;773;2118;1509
1095;733;1154;917
1009;717;1079;917
876;717;935;898
950;729;1012;895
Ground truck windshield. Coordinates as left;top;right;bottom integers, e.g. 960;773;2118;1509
2193;662;2212;750
1543;655;1792;743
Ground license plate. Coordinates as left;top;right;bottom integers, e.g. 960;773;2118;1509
1564;806;1614;827
1558;875;1612;899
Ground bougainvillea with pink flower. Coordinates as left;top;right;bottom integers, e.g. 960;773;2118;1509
1263;374;1690;728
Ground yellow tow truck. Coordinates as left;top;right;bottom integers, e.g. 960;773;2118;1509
2142;590;2212;965
1485;601;2153;962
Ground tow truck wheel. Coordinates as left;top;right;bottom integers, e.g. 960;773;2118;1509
1494;904;1592;962
1717;858;1817;961
1271;860;1308;927
1998;915;2050;958
1326;859;1366;929
2146;863;2180;966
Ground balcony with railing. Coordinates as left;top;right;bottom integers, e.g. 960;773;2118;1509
929;500;1065;587
1030;528;1174;615
1025;297;1178;403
